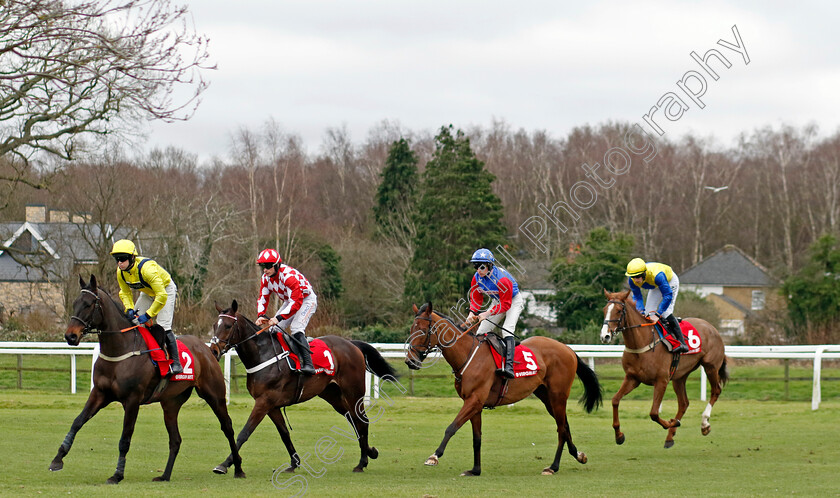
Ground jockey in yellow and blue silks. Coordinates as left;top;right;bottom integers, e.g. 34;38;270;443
625;258;688;353
465;248;525;378
111;239;183;375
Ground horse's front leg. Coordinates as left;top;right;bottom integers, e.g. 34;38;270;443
108;395;142;484
425;394;483;468
662;377;689;448
649;377;677;432
154;392;191;481
215;396;271;474
460;412;482;476
267;406;300;473
612;376;640;445
49;388;110;472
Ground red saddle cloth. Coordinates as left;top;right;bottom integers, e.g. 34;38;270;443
656;320;701;355
489;344;540;378
136;326;196;380
276;334;336;376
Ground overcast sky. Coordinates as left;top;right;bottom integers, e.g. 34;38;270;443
144;0;840;162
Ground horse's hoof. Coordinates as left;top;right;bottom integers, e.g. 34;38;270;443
541;468;555;476
49;460;63;472
106;474;123;484
664;440;675;449
368;446;379;459
213;465;228;475
671;419;681;428
152;475;169;482
701;425;711;436
616;433;625;445
353;467;365;473
424;455;439;466
234;471;246;479
460;469;480;476
577;451;587;464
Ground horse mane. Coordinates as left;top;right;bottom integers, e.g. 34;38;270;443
417;302;466;331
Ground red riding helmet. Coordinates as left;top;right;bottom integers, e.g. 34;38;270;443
256;248;282;266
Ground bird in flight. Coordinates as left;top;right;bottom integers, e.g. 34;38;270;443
704;185;729;193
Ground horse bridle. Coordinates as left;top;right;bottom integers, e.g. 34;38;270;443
604;299;658;339
211;313;262;355
407;315;436;361
69;289;105;336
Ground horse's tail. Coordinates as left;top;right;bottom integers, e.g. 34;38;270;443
575;353;603;413
719;357;730;387
351;340;399;381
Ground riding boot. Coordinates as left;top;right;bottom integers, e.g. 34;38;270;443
498;336;516;379
165;330;183;375
293;332;316;375
665;315;689;353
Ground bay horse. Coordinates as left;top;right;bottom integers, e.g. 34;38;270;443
209;300;398;474
601;289;729;448
50;275;244;483
405;302;602;476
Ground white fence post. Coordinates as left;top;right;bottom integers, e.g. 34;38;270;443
70;354;77;394
91;343;99;391
812;346;825;411
700;367;707;401
224;352;232;405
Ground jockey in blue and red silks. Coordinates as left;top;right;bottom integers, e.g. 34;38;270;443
465;248;525;378
625;257;689;353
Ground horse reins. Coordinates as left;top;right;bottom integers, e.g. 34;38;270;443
409;313;485;380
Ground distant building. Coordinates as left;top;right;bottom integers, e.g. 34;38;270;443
0;204;126;319
679;244;778;337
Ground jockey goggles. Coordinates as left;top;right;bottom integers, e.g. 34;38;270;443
259;262;276;270
113;254;131;263
473;263;490;270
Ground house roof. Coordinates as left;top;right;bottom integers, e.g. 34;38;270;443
680;245;776;287
0;221;127;282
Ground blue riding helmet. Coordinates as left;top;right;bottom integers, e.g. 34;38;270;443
470;248;495;264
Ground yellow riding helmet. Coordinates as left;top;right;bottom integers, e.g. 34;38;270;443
111;239;138;256
625;258;647;277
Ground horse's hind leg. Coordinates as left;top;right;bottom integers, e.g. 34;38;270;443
612;376;641;445
535;385;584;475
155;389;192;481
320;384;373;472
267;407;300;473
700;361;724;436
665;377;690;449
50;389;110;472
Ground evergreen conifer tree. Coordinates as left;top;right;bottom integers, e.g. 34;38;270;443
373;138;418;238
405;126;506;309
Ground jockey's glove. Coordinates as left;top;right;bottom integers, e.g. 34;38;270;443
125;309;137;321
137;313;151;324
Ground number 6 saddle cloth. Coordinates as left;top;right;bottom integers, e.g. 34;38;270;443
655;319;702;355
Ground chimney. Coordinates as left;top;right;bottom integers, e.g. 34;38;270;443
49;210;70;222
25;204;47;223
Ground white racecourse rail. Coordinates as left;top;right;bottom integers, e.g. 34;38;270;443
2;342;840;410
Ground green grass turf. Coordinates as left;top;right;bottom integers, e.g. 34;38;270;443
0;390;838;497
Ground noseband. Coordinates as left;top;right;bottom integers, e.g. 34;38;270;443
212;313;264;355
407;315;435;361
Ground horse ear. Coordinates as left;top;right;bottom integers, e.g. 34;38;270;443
215;301;223;313
603;288;610;299
79;274;85;288
619;289;631;300
90;274;98;291
426;301;433;314
231;300;238;313
412;303;419;313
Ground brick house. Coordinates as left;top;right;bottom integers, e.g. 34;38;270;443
0;204;123;320
679;244;779;337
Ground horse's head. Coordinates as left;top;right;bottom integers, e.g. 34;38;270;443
66;275;104;346
405;302;453;370
600;289;632;344
211;300;242;360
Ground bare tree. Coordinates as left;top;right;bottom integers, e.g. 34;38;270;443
0;0;212;163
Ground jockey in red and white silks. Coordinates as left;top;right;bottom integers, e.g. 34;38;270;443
254;249;317;374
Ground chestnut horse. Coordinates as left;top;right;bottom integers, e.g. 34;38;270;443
601;289;729;448
405;302;602;476
50;275;244;483
209;300;398;474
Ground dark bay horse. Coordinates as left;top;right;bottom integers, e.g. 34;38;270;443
209;300;398;474
405;302;602;476
601;289;729;448
50;275;244;483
